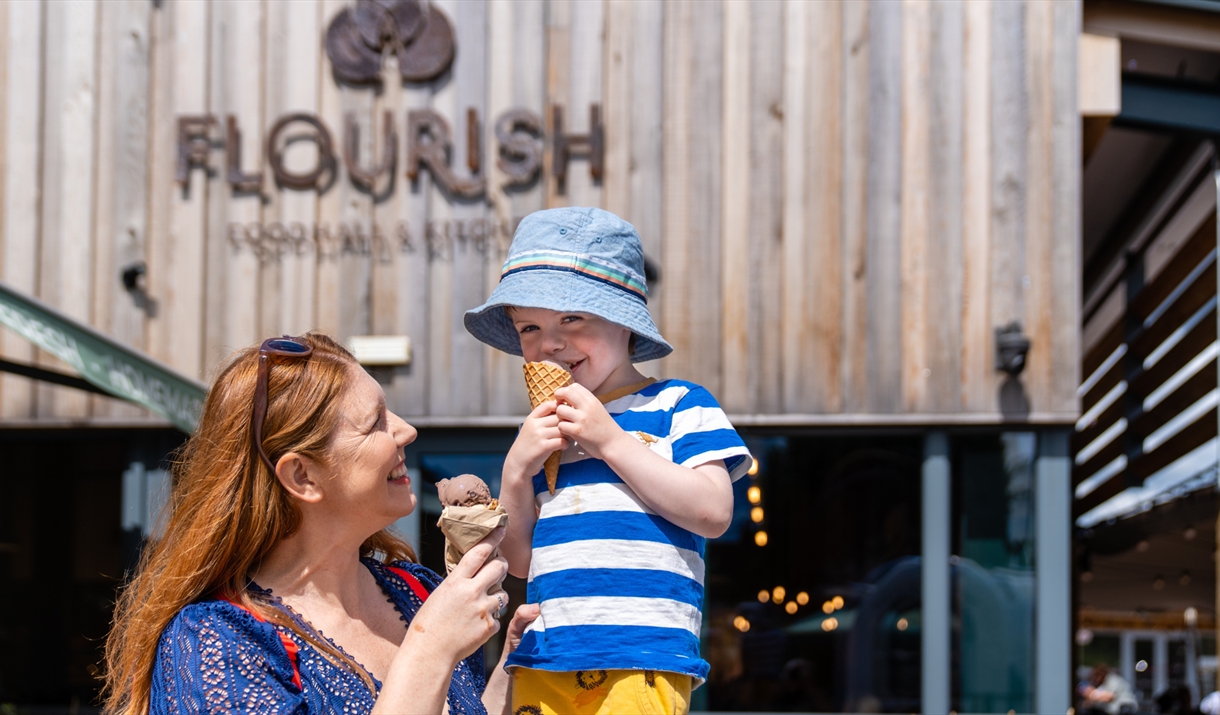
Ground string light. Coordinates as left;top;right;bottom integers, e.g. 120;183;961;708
897;618;909;631
757;590;770;603
747;486;761;504
748;458;759;476
821;617;838;632
785;601;798;614
733;616;751;632
822;601;834;614
832;595;844;610
796;592;809;606
750;507;764;523
754;531;768;547
772;586;786;603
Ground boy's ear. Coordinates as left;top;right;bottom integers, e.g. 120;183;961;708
275;453;325;503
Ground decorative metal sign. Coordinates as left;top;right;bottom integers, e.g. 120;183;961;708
325;0;455;84
175;105;602;199
174;0;603;199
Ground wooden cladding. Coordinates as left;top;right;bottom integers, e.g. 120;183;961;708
0;0;1080;425
1074;164;1218;517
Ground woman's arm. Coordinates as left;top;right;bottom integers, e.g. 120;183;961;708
481;604;541;715
372;536;509;715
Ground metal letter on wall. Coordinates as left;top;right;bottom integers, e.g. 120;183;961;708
406;108;486;198
496;108;544;187
551;104;604;194
266;113;338;191
344;110;397;188
226;115;263;193
176;115;217;186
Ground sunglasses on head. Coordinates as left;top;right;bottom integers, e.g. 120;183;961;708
251;335;314;474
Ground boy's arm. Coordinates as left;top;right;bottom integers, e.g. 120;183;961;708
499;400;567;578
553;384;735;538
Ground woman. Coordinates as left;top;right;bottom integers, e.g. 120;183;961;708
104;333;534;714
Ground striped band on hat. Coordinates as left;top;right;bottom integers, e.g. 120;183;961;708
500;250;648;302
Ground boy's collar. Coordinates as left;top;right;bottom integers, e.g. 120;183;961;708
597;378;657;405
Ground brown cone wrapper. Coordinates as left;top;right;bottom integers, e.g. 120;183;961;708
437;504;509;593
524;361;573;494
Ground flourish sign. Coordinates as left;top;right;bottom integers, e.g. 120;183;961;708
175;0;603;201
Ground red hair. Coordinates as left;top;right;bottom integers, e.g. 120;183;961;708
103;332;415;714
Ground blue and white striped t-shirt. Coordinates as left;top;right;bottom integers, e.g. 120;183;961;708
505;378;752;683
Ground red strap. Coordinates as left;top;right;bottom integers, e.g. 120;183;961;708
387;565;431;604
223;596;303;692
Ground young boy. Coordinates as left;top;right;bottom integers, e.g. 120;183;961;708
464;207;752;715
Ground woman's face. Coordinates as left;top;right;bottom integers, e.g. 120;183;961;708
318;364;419;527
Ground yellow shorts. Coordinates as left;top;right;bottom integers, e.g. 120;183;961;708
510;668;691;715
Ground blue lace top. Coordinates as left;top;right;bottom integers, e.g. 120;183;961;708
150;559;488;715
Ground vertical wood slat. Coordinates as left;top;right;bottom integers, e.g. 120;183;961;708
1025;0;1054;415
688;0;724;397
483;0;515;416
214;0;264;360
449;0;488;416
265;0;320;337
866;0;903;413
990;0;1027;415
748;0;785;415
844;0;873;412
0;0;45;418
900;0;931;412
800;0;839;412
315;0;349;341
628;0;665;380
961;0;992;412
602;0;632;222
39;0;100;417
926;0;964;413
1052;0;1083;414
839;0;870;414
661;0;692;385
779;0;810;414
92;0;152;418
158;1;208;378
425;0;458;415
564;0;604;209
544;0;571;209
719;0;750;413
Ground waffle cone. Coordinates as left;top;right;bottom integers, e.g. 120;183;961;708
524;361;573;493
524;361;573;408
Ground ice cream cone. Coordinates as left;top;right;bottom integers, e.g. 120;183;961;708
524;361;573;493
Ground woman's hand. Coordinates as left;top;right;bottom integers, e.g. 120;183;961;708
373;529;509;714
483;604;541;715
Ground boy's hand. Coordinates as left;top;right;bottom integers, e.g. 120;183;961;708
553;383;627;461
504;400;569;481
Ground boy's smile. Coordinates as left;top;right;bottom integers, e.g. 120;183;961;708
509;307;645;396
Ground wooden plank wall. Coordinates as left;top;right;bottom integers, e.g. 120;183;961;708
0;0;1080;425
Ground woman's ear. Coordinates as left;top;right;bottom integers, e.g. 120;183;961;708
275;453;324;504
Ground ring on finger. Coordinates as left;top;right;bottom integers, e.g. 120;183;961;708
496;594;506;617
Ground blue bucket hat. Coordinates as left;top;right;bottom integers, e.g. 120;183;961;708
464;207;672;362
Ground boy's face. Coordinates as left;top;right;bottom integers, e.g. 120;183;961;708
509;307;634;394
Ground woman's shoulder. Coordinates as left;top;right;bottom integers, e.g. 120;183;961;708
158;598;285;652
151;599;306;711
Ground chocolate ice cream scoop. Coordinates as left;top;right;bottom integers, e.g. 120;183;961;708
436;474;492;507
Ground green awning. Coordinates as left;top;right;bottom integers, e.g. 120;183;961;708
0;281;206;432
